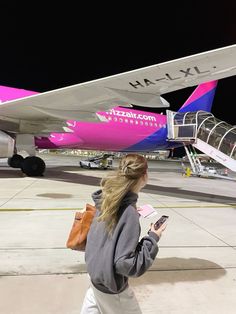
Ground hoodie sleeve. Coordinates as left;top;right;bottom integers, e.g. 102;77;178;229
114;206;159;278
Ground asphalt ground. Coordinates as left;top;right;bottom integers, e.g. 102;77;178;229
0;154;236;314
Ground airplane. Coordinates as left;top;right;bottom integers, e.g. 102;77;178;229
0;44;236;176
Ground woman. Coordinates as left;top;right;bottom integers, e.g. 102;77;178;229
80;153;167;313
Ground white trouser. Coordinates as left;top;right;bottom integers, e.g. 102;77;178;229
80;283;142;314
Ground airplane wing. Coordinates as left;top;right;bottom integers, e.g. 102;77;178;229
0;44;236;134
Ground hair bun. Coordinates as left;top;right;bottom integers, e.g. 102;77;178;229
120;165;140;179
118;154;147;180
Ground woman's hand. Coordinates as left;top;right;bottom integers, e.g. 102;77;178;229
150;222;167;238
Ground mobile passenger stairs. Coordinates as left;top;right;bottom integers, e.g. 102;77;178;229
167;110;236;180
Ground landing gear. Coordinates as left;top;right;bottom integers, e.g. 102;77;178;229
21;156;46;177
7;134;46;176
8;154;46;176
7;154;24;168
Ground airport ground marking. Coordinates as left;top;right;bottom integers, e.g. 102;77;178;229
0;204;236;211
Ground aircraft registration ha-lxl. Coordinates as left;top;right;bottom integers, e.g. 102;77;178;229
0;44;236;176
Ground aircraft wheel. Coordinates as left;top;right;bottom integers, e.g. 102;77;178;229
21;156;46;176
8;154;24;168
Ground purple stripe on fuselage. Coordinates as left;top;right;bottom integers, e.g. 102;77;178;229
124;122;168;152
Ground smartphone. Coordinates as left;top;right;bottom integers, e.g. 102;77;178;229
154;215;169;230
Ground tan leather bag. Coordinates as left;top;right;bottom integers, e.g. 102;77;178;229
66;203;96;251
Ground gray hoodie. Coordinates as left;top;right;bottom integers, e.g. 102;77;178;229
85;189;159;294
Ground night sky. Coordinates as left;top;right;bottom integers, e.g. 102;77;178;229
1;2;236;124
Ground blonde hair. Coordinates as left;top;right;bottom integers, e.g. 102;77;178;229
98;154;148;233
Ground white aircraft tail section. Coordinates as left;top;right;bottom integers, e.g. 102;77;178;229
193;138;236;172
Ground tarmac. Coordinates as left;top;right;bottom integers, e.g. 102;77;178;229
0;153;236;314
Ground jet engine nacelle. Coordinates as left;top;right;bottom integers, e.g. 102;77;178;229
0;131;15;157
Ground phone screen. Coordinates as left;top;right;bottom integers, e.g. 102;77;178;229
154;215;169;230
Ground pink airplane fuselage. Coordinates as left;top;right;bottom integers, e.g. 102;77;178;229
35;106;168;152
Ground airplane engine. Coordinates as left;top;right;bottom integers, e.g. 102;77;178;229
0;131;15;157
